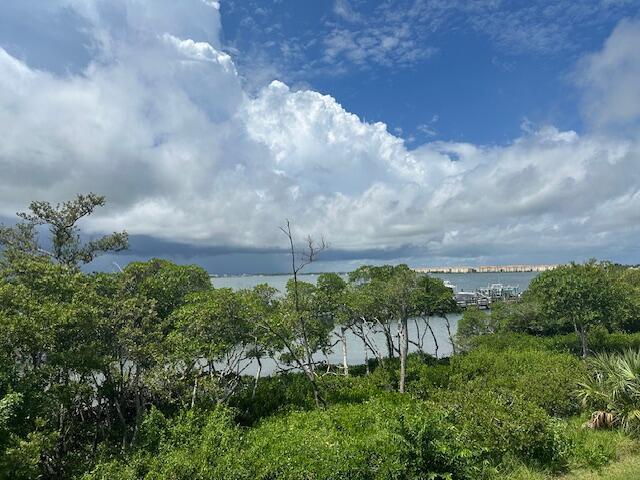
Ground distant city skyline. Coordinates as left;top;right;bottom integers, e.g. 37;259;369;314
415;264;559;274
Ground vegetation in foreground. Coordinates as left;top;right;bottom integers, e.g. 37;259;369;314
1;194;640;479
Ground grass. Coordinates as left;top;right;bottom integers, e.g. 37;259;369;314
507;456;640;480
505;418;640;480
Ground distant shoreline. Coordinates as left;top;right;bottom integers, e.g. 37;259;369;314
209;269;546;278
210;272;349;277
415;264;559;274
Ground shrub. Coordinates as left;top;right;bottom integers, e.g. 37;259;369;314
469;333;550;352
83;406;245;480
471;331;640;356
448;346;584;416
230;373;316;425
548;329;640;355
322;373;387;405
566;416;619;470
577;349;640;437
456;307;496;351
242;395;481;480
405;362;452;398
430;389;573;472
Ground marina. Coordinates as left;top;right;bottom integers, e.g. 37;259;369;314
445;280;522;309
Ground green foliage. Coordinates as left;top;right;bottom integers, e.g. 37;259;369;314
471;331;640;356
346;265;458;391
577;349;640;437
1;193;128;268
230;373;316;425
122;258;211;320
0;393;22;451
503;418;639;479
88;392;579;480
171;288;256;360
281;278;336;357
472;263;639;359
87;397;478;480
456;307;496;351
546;329;640;355
84;406;244;480
241;395;479;480
430;389;573;473
565;416;620;470
469;332;550;351
0;223;39;264
617;268;640;332
0;429;59;480
447;347;584;416
524;261;631;356
168;286;278;405
490;300;546;335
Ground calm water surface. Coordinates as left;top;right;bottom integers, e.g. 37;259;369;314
211;271;539;375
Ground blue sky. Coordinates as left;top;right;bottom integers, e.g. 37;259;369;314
0;0;639;273
220;0;635;144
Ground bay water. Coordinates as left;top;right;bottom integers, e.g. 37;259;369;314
211;271;538;375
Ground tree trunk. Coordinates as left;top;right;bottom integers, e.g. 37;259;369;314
114;399;127;452
580;324;588;358
308;373;326;408
573;321;589;358
252;357;263;399
385;327;395;358
399;317;408;393
443;315;457;355
363;339;370;375
190;376;199;408
426;319;439;359
340;327;349;376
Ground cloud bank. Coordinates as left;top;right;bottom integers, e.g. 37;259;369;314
0;0;639;267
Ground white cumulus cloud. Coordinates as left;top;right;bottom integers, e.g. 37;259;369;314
0;1;639;265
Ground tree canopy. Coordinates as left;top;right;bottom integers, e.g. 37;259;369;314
0;193;128;268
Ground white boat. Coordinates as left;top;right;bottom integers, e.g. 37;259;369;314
443;280;457;292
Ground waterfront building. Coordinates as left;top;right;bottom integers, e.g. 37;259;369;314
415;264;559;274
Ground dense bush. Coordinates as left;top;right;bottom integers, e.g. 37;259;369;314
447;346;584;416
232;364;413;426
547;329;640;355
469;330;640;356
456;307;497;350
84;397;479;480
242;395;479;480
469;332;550;351
83;407;245;480
84;391;578;480
429;389;572;473
230;373;316;425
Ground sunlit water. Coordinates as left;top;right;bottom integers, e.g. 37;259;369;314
211;271;538;375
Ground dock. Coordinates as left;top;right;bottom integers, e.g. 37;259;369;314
451;283;522;309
